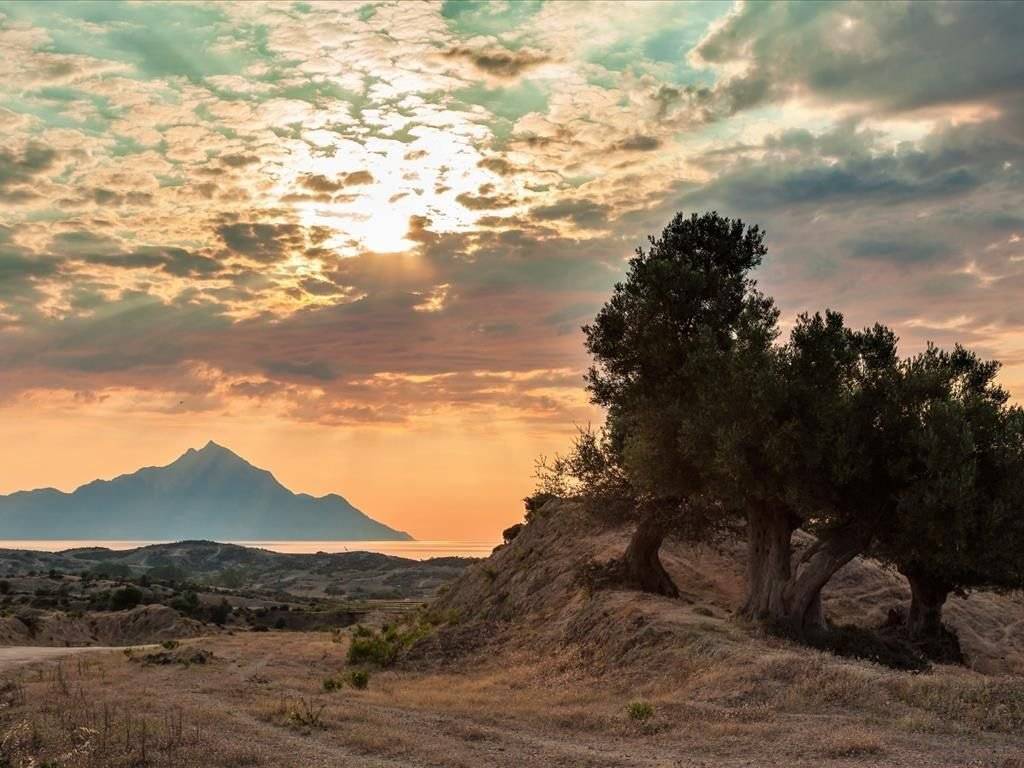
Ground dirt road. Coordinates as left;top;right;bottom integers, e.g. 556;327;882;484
0;645;122;672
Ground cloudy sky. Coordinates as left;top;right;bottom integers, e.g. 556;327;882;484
1;1;1023;538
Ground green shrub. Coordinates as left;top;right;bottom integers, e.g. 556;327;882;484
627;701;654;721
346;620;432;667
161;639;179;650
109;585;143;611
348;669;369;690
207;598;232;626
170;590;201;618
347;634;397;667
322;676;343;692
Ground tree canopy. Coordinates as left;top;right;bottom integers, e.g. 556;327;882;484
537;210;1024;650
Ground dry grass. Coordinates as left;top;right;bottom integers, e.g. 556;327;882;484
0;631;1022;767
2;504;1023;766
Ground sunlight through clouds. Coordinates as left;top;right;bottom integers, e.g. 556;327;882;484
1;0;1024;533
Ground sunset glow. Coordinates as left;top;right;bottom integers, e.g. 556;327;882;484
2;1;1023;539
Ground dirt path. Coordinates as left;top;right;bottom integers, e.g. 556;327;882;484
0;645;123;672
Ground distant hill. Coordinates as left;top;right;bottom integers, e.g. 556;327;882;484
0;441;411;541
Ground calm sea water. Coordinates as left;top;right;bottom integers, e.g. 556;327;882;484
0;540;498;561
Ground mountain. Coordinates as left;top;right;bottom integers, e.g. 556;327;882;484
0;441;412;541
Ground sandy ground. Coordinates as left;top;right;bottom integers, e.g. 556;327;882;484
0;645;129;672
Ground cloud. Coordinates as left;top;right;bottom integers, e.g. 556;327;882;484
611;135;661;152
530;200;610;229
444;44;550;79
694;2;1024;116
217;222;305;263
845;237;954;266
0;143;58;202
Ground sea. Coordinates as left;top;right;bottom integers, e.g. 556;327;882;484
0;540;499;561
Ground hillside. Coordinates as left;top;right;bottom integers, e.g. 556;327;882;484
0;441;411;540
0;539;472;601
1;502;1022;767
425;500;1024;677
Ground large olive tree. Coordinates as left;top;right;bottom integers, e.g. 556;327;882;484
580;211;777;597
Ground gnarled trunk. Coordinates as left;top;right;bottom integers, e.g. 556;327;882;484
781;528;869;635
903;569;951;641
740;505;796;621
622;514;679;597
740;511;870;637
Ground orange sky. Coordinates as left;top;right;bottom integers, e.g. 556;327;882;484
0;400;595;540
2;2;1023;540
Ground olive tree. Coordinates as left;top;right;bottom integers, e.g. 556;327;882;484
875;347;1024;641
578;211;778;596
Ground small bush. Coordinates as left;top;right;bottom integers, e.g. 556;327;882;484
109;585;143;611
207;598;231;626
627;701;654;721
797;624;930;672
523;491;557;523
346;621;432;667
348;669;369;690
347;634;397;667
322;676;343;692
161;639;180;650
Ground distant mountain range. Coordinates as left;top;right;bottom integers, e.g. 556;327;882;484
0;441;411;541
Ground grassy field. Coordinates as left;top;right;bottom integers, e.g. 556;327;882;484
1;630;1023;767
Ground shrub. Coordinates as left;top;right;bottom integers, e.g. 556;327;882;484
627;701;654;721
502;523;524;544
0;580;9;595
346;620;431;667
787;624;930;672
161;639;180;650
348;669;369;690
322;676;343;692
523;492;557;523
207;598;231;626
109;585;143;611
347;634;397;667
170;590;201;618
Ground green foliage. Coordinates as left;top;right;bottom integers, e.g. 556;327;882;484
875;346;1024;595
323;669;370;691
216;568;248;589
207;598;232;626
169;590;202;619
544;211;778;540
90;563;134;580
626;701;654;721
321;675;343;692
346;620;432;668
108;585;143;611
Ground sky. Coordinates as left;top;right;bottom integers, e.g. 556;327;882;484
1;1;1023;539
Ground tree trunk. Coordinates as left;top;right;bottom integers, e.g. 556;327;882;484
781;528;870;636
904;569;951;641
740;505;796;621
622;515;679;597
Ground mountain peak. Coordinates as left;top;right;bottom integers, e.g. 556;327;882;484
198;440;234;456
0;442;412;540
